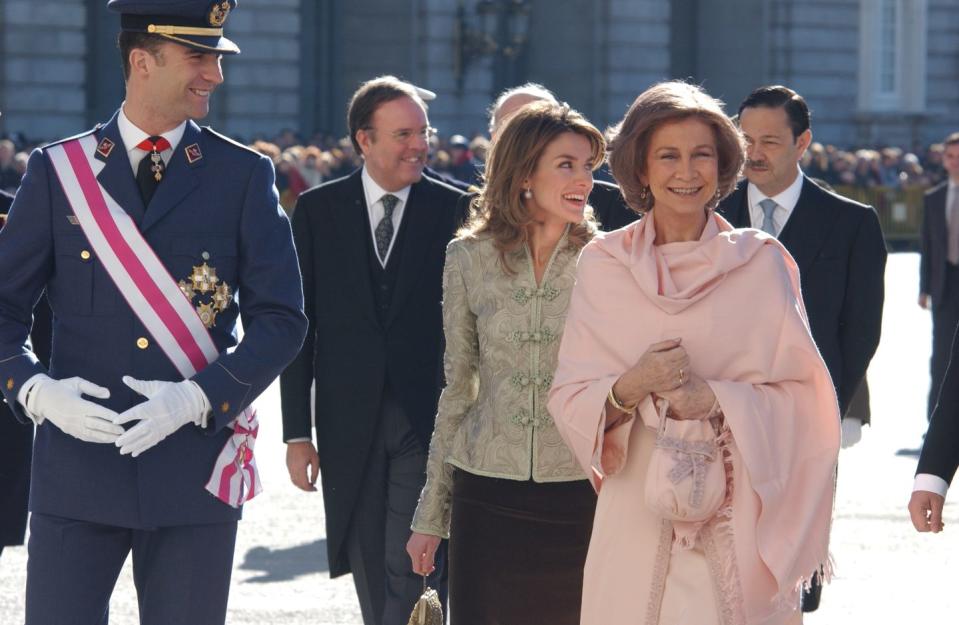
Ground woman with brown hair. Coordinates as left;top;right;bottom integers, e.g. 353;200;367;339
548;81;840;624
406;100;605;624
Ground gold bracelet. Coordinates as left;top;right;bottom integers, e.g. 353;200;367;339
607;385;637;413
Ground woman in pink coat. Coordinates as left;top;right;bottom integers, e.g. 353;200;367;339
548;81;840;625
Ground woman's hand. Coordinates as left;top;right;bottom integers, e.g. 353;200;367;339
613;338;690;406
656;372;717;420
406;532;442;575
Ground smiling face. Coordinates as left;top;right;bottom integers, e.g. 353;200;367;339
356;96;428;192
641;116;719;220
740;105;811;197
524;131;595;226
139;41;224;127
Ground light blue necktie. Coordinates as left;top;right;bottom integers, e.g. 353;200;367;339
759;198;778;236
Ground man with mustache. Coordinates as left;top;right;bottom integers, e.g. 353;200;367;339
718;85;886;611
0;2;308;622
281;75;468;625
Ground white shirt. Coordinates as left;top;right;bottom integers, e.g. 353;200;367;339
117;105;185;176
747;164;805;237
361;166;411;267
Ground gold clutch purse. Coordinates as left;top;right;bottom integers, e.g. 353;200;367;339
407;577;443;625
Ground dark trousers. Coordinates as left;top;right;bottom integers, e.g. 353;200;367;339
25;513;237;625
345;390;447;625
929;264;959;419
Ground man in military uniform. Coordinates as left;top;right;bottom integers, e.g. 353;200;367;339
0;2;306;623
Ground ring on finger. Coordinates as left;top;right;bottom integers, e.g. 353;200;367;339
678;367;686;385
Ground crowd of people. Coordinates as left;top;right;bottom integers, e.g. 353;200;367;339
1;123;950;207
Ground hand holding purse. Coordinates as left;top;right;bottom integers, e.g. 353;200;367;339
644;397;726;523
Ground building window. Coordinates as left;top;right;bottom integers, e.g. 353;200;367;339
858;0;926;113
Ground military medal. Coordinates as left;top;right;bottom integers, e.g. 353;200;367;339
150;149;164;182
179;260;234;328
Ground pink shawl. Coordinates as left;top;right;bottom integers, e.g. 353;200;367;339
548;211;839;623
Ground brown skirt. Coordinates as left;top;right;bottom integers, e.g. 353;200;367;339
449;470;596;625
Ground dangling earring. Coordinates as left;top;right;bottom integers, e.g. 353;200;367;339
639;186;648;201
710;187;721;210
523;188;533;199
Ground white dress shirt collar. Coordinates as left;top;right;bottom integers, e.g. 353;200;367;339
747;164;805;236
361;166;411;267
117;105;186;176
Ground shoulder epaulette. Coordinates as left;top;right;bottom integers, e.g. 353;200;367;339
40;125;101;150
200;126;260;157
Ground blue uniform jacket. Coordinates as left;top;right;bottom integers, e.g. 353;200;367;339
0;111;307;528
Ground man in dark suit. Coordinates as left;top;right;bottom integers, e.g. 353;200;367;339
918;132;959;419
0;3;307;622
718;86;886;611
281;76;467;625
488;83;639;231
909;323;959;534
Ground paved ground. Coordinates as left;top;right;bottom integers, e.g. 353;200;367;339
1;252;957;624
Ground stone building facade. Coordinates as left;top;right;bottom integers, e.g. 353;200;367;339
0;0;956;146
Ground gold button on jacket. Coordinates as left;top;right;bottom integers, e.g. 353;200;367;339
136;337;149;349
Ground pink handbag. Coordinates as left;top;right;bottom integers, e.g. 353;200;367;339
644;398;726;523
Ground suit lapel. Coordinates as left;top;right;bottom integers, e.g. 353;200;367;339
931;186;948;253
139;121;203;233
719;183;750;228
94;113;146;226
387;180;442;326
777;178;838;270
330;171;378;326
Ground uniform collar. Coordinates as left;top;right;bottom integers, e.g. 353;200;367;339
117;104;187;156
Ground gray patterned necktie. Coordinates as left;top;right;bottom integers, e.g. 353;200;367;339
375;194;398;263
759;198;778;236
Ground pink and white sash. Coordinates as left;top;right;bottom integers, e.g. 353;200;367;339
46;134;261;508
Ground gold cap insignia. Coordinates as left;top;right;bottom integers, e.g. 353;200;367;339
208;1;232;27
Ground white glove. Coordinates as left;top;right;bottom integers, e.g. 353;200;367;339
23;374;123;444
113;376;211;457
840;417;862;449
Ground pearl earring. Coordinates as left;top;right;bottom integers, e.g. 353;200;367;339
523;188;533;199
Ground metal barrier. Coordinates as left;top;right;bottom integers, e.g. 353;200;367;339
833;185;925;250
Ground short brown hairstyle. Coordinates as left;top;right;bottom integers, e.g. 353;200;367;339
607;81;745;214
460;100;605;272
117;31;167;81
347;75;427;154
944;132;959;148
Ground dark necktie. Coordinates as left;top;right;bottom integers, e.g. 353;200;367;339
135;136;171;206
375;194;399;263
